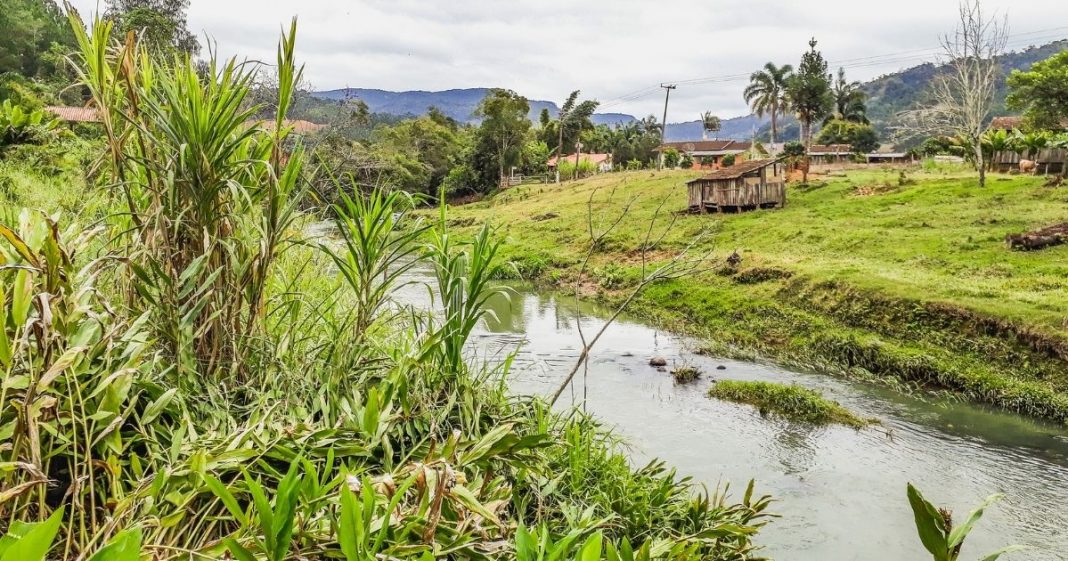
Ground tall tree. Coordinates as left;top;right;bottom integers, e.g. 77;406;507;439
473;88;531;189
1006;50;1068;131
743;62;793;144
553;90;599;183
904;0;1007;187
700;112;721;140
829;67;867;123
0;0;77;79
787;38;833;151
105;0;199;56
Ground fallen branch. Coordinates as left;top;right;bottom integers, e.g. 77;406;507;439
1006;222;1068;251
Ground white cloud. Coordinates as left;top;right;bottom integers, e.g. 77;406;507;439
66;0;1068;120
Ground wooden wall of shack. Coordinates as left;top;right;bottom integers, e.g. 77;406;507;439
991;149;1068;174
687;162;786;212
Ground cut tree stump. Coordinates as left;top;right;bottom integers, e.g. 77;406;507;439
1006;223;1068;251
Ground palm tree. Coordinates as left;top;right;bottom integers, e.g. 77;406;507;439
743;62;793;144
829;67;867;124
700;112;721;140
553;90;599;183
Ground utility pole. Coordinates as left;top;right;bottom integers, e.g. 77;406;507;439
658;83;676;170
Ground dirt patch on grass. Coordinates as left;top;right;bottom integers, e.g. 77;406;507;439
733;266;794;285
852;183;898;197
531;212;559;221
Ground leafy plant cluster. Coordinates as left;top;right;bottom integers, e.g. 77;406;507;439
0;14;773;561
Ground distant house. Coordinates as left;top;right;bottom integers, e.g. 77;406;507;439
989;116;1026;133
685;158;786;213
864;146;911;164
547;153;613;173
654;140;753;169
45;106;100;124
806;144;854;165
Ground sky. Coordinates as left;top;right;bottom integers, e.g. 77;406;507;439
67;0;1068;121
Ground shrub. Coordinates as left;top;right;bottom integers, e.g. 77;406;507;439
721;153;737;167
558;158;598;179
0;99;58;149
680;152;694;169
783;141;806;159
663;147;680;168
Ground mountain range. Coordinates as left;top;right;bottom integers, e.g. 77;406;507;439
312;39;1067;143
312;87;638;127
311;87;767;141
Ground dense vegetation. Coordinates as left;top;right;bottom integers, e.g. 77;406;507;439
0;13;778;561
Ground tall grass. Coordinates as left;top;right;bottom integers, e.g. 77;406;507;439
0;14;771;561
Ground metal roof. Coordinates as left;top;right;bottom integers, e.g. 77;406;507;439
686;158;783;182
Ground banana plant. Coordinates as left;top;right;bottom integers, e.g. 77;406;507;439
0;100;57;147
906;483;1024;561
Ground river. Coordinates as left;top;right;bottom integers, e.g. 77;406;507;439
389;263;1068;561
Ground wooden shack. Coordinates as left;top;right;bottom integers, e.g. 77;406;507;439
686;158;786;213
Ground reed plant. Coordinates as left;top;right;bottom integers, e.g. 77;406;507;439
0;13;772;561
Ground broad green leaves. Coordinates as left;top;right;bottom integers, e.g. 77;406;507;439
907;483;1023;561
0;508;63;561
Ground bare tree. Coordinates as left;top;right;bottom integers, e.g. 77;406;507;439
899;1;1008;187
548;181;717;407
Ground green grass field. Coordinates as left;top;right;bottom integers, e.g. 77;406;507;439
443;166;1068;422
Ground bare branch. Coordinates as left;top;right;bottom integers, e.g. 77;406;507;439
894;0;1007;185
549;181;716;406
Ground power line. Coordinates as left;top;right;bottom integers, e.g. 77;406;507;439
596;25;1068;109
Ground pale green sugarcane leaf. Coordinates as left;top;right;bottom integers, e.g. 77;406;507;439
0;507;64;561
87;528;141;561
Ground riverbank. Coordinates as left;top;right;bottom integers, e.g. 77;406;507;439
441;167;1068;423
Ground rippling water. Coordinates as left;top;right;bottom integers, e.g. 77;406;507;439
385;256;1068;560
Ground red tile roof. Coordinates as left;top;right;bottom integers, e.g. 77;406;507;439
655;140;752;153
989;115;1068;131
990;116;1024;130
45;106;99;122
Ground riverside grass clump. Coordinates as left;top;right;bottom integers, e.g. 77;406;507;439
438;168;1068;423
0;16;772;561
707;381;877;429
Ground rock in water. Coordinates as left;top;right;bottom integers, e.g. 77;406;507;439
716;365;727;370
649;356;667;367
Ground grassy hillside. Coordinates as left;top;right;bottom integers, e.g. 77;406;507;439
444;167;1068;422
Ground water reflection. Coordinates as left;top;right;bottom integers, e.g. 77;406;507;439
392;271;1068;561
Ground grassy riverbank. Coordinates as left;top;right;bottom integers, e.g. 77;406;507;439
443;167;1068;423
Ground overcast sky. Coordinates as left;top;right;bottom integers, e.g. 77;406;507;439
68;0;1068;121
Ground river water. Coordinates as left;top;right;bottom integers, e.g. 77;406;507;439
389;263;1068;560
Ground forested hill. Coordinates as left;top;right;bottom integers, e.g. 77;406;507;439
665;114;769;141
862;39;1068;128
312;87;638;126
